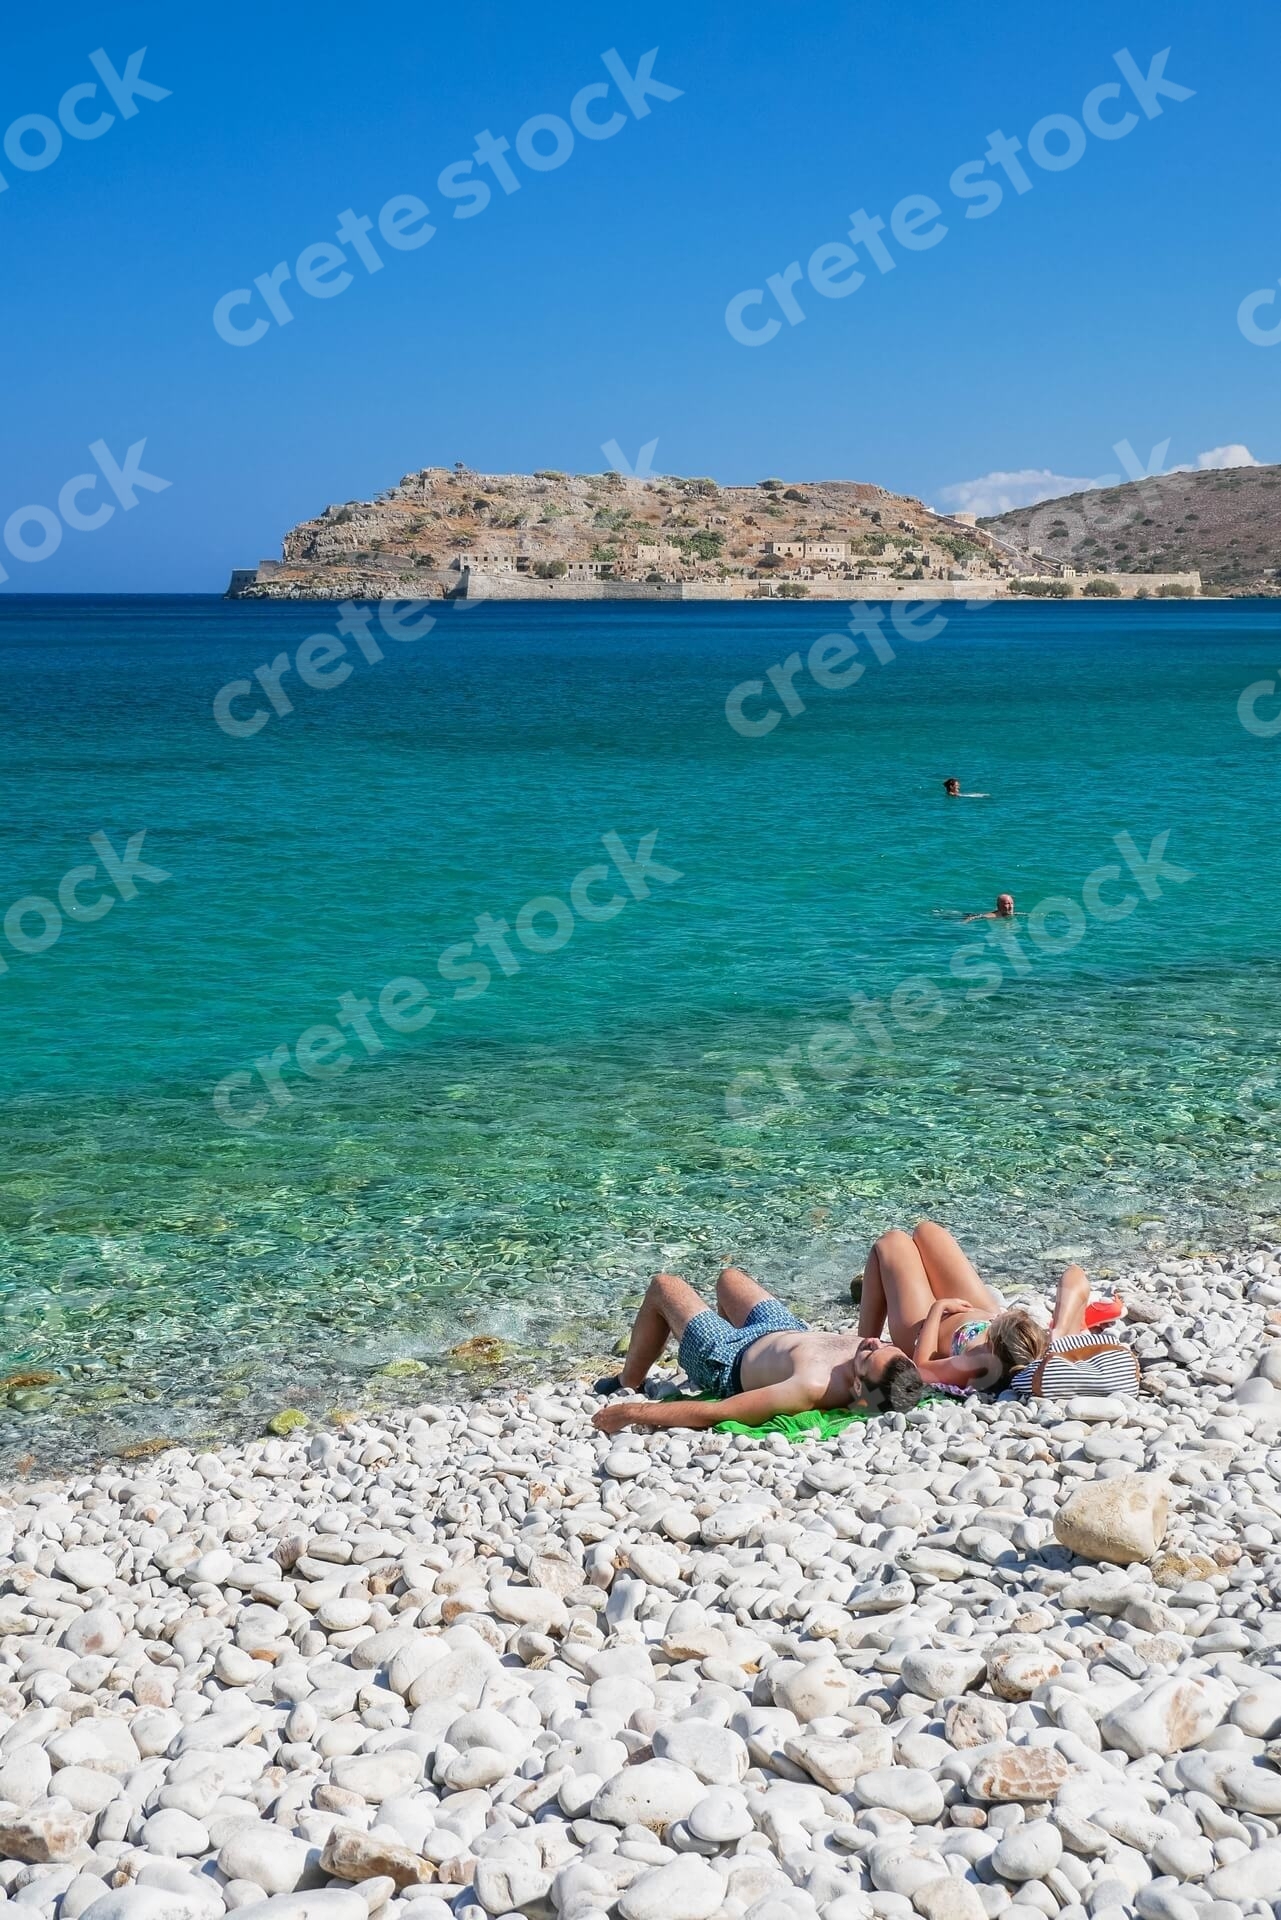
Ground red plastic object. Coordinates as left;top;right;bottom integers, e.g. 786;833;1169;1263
1048;1296;1124;1331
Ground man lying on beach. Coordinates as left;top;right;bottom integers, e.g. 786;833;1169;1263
590;1266;924;1434
963;893;1015;920
857;1221;1138;1399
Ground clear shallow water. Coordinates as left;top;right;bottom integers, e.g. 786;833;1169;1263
2;595;1280;1464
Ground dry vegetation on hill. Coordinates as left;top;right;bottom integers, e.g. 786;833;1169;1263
985;463;1281;594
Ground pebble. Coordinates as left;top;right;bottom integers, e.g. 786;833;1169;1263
1100;1676;1232;1757
687;1788;753;1844
991;1822;1062;1882
217;1824;319;1895
1053;1474;1170;1564
899;1649;986;1701
852;1768;946;1823
619;1857;726;1920
592;1759;705;1831
1;1250;1280;1920
652;1721;747;1783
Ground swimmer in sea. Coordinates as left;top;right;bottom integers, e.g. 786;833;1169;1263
943;778;988;797
963;893;1015;921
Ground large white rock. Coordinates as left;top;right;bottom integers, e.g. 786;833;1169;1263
217;1821;320;1895
772;1661;850;1722
45;1718;140;1776
1100;1676;1231;1759
329;1751;423;1802
700;1505;765;1546
1205;1846;1281;1903
852;1768;945;1823
782;1731;890;1793
0;1746;51;1807
1230;1676;1281;1738
349;1626;420;1672
591;1759;706;1832
473;1860;555;1916
445;1708;528;1758
912;1878;987;1920
80;1891;220;1920
991;1821;1062;1882
1053;1476;1170;1564
171;1700;263;1754
899;1649;985;1702
619;1858;726;1920
61;1877;112;1920
217;1898;366;1920
50;1766;120;1815
63;1607;124;1659
1219;1762;1281;1816
687;1788;754;1844
488;1585;566;1631
0;1798;92;1863
404;1649;493;1714
55;1548;115;1590
652;1721;748;1784
625;1543;683;1589
141;1809;211;1857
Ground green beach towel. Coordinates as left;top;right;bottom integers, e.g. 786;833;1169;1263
714;1405;871;1439
653;1389;950;1442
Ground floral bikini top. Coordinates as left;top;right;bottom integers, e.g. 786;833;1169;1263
950;1317;990;1357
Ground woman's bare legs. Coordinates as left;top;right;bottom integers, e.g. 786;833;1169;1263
858;1230;935;1351
1051;1265;1089;1335
912;1220;1004;1316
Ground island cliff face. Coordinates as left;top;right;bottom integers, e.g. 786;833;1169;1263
226;466;1202;601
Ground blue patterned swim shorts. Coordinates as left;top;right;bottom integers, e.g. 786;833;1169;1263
678;1296;808;1399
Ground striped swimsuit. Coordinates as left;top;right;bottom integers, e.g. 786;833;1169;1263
1007;1329;1140;1400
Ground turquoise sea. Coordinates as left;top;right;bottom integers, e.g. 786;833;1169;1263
2;595;1280;1465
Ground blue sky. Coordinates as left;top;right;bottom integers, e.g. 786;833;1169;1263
2;0;1278;591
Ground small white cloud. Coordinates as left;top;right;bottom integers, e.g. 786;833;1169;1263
935;468;1101;518
1194;443;1262;470
938;442;1267;519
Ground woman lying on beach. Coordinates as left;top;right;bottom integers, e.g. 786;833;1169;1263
590;1266;925;1434
858;1221;1138;1399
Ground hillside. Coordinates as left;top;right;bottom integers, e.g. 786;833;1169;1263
226;466;1008;602
984;462;1281;594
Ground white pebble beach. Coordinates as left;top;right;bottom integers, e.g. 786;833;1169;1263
4;1251;1281;1920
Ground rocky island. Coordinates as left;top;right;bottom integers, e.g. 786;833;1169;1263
227;468;1202;604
